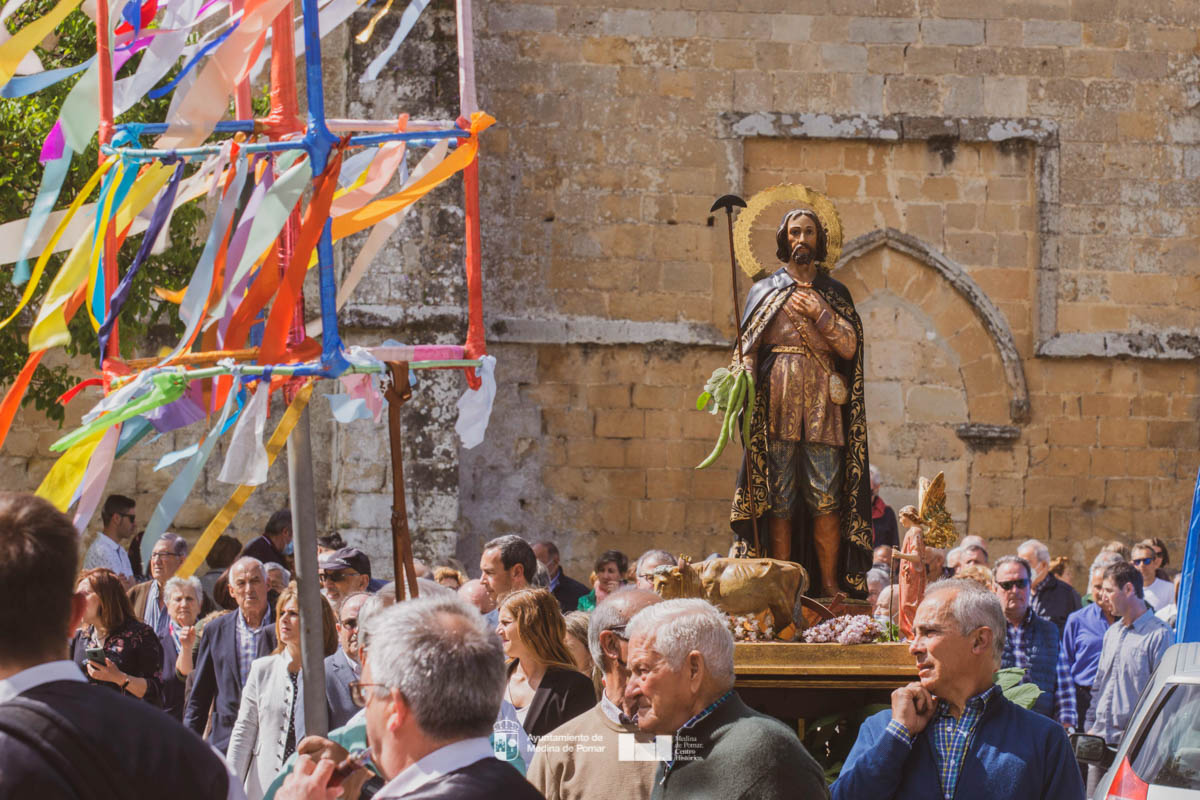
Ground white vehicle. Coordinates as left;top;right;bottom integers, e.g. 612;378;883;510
1074;641;1200;800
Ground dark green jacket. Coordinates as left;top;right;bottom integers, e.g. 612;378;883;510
651;692;829;800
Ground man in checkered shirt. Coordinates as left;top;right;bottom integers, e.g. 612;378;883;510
832;579;1084;800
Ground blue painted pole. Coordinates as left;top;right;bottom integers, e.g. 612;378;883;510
1175;466;1200;643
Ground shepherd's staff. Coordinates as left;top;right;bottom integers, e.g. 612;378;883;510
710;194;760;558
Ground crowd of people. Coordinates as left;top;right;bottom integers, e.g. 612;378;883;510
0;487;1186;800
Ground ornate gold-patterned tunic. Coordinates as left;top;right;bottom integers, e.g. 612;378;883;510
757;287;858;446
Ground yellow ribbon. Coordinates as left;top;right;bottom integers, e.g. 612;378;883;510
29;162;173;351
330;111;495;242
176;381;314;579
0;0;83;87
35;428;105;511
0;158;113;333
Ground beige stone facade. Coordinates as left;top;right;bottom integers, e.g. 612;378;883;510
4;1;1199;586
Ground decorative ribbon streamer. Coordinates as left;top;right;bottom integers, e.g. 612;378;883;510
0;0;84;88
35;428;105;511
331;112;493;241
156;156;247;365
52;372;187;451
140;382;239;562
216;380;270;485
329;117;406;214
0;57;92;99
97;158;186;355
71;424;120;531
361;0;431;82
11;151;72;285
0;0;45;77
114;414;153;458
175;380;313;579
206;155;310;325
148;21;238;99
455;354;496;449
0;158;113;333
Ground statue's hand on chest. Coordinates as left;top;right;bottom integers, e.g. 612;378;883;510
787;287;824;321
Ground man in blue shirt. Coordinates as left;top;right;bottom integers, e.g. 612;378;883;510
1061;557;1119;728
833;579;1084;800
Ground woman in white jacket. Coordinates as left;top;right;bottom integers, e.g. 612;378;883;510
226;582;337;800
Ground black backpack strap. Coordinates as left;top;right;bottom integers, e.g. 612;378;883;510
0;696;130;800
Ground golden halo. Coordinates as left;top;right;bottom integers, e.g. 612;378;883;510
732;184;844;278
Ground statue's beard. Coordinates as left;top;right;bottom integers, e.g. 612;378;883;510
791;243;814;266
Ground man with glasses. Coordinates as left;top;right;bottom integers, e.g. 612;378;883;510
129;534;213;666
1130;541;1174;612
634;549;675;591
278;596;542;800
325;592;369;729
993;556;1076;729
529;587;662;800
318;547;380;606
83;494;138;587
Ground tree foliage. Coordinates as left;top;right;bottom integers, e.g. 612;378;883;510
0;1;202;424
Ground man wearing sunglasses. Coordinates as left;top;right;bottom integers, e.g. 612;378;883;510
1130;542;1174;612
326;592;370;729
82;494;138;588
993;556;1076;730
319;548;382;606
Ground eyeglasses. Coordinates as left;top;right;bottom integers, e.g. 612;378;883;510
150;552;180;561
319;571;361;583
1132;557;1155;566
349;681;388;708
119;512;136;522
636;574;655;583
997;579;1030;591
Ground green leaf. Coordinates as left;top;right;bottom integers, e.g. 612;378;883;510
695;391;711;411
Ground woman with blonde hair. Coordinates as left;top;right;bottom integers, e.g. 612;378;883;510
227;582;337;799
497;587;595;740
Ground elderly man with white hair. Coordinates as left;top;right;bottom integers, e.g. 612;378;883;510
833;579;1084;800
623;599;827;799
184;555;277;751
278;596;542;800
1017;538;1080;634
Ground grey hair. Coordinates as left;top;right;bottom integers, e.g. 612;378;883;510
1018;539;1050;565
866;568;890;592
869;464;882;485
365;596;505;740
946;546;963;565
263;562;291;584
230;555;266;581
961;535;988;551
962;544;989;561
163;575;202;603
627;598;735;689
994;555;1033;582
532;560;550;588
635;549;675;576
1090;550;1123;576
156;532;188;557
925;578;1006;664
588;586;660;668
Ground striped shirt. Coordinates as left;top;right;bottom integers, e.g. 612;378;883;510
884;684;1000;800
235;609;270;682
1004;607;1077;727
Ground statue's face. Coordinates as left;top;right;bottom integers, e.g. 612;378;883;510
786;214;821;266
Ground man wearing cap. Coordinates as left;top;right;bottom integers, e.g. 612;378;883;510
319;547;385;606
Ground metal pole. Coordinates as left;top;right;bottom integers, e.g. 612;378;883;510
287;407;329;736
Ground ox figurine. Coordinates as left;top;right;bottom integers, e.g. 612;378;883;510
650;556;808;641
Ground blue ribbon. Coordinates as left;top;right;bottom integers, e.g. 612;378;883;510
98;158;185;356
148;21;238;99
11;150;73;285
0;57;95;99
